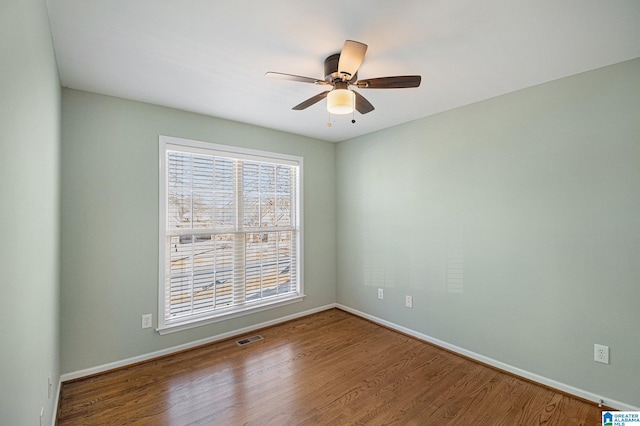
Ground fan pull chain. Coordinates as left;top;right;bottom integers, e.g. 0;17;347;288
327;111;332;127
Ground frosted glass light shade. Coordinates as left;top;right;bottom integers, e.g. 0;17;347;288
327;89;355;114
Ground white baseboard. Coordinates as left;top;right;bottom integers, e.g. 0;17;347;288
335;304;638;412
51;378;61;426
60;303;337;383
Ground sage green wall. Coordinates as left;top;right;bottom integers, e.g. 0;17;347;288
60;89;336;374
336;58;640;407
0;0;61;424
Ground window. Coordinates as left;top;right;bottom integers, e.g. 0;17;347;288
158;136;303;334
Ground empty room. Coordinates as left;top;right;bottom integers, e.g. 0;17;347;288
2;1;639;425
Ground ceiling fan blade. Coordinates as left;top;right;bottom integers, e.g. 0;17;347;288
265;72;329;85
292;91;330;110
355;75;421;89
353;90;375;114
338;40;368;80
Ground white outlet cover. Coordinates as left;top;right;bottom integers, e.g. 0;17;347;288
142;314;152;329
378;288;384;299
594;344;609;364
405;295;413;308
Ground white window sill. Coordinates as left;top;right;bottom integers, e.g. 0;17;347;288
157;294;306;335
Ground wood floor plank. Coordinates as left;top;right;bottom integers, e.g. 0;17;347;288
57;309;604;425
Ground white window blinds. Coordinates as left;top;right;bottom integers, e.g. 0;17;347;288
158;136;303;333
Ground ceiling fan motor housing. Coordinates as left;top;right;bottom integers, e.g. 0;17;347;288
324;53;356;82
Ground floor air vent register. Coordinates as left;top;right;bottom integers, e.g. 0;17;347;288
236;335;264;346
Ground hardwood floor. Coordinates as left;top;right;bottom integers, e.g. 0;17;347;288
57;309;603;425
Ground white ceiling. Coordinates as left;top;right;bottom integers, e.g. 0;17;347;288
45;0;640;143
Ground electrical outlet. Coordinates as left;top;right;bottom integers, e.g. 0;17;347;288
142;314;152;329
378;288;384;300
594;344;609;364
48;372;52;399
405;295;413;308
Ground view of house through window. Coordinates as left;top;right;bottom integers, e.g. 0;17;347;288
158;136;303;333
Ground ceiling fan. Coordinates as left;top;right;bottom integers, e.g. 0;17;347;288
265;40;421;117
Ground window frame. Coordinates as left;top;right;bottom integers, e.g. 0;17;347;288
158;135;304;334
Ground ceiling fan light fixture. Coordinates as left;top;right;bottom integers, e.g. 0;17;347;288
327;89;355;115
